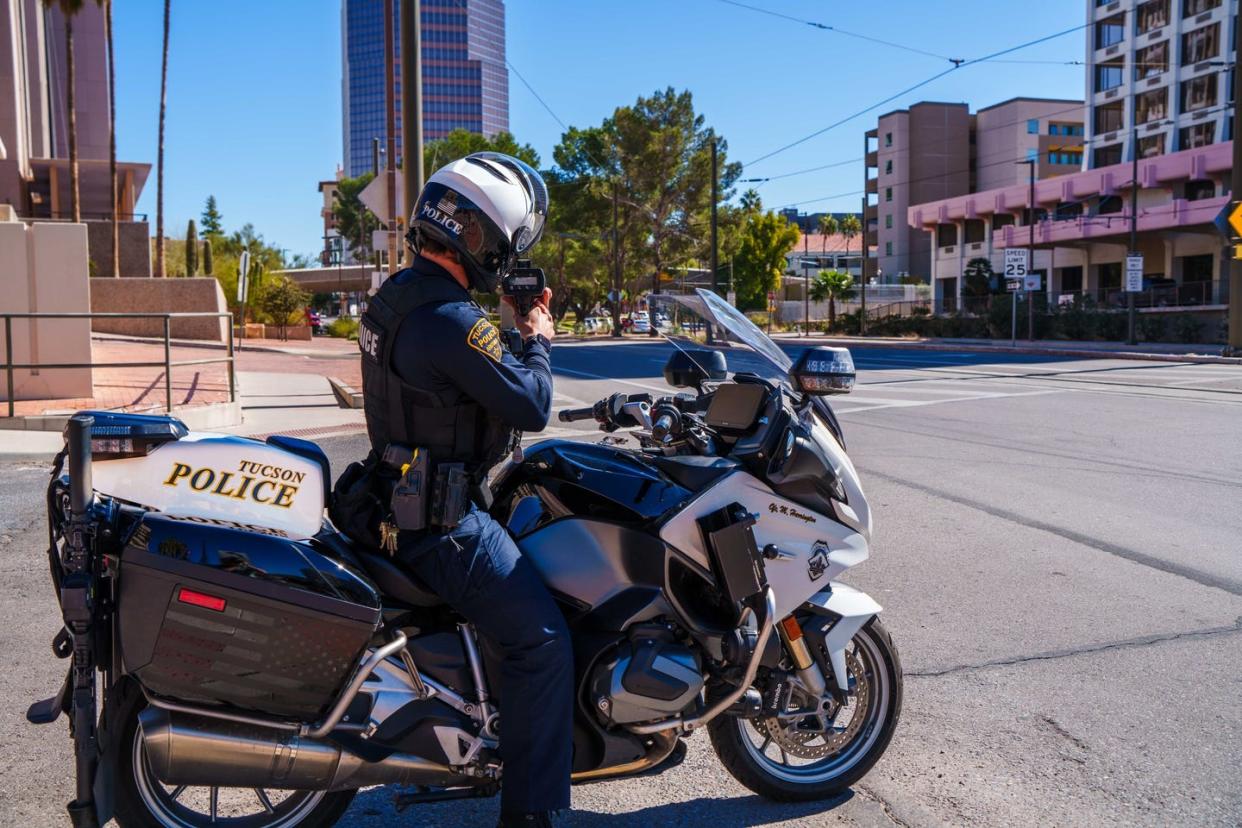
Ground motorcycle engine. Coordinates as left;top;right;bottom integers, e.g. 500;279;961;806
589;625;703;726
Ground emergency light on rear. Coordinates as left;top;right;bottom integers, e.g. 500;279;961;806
74;411;189;460
177;587;227;612
791;347;856;396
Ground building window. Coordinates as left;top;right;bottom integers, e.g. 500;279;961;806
1137;0;1169;33
1138;133;1167;157
1095;15;1126;48
1183;0;1221;17
991;213;1015;231
885;241;893;256
1180;122;1216;148
936;224;957;248
1095;102;1125;133
1026;148;1038;162
885;187;893;202
1027;119;1039;134
1054;201;1083;220
1097;195;1123;213
1181;22;1220;64
1180;72;1217;111
885;214;893;229
1049;151;1084;165
1184;179;1215;200
1049;122;1085;136
1095;144;1124;166
963;219;985;244
1095;59;1125;92
1136;41;1169;78
884;132;892;146
885;159;893;174
1135;87;1168;123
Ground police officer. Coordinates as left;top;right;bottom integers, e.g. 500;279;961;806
355;153;570;827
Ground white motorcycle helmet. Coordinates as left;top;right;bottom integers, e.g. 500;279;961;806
405;152;548;293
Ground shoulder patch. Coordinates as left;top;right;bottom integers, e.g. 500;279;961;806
466;317;503;362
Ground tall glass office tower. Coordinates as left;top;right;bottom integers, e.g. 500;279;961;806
341;0;509;178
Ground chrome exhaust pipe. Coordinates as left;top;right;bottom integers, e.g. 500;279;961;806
139;708;472;792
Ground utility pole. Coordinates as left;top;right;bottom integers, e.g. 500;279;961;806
1127;93;1139;345
400;0;424;267
1027;159;1036;341
860;195;868;336
710;137;719;295
372;137;380;177
383;0;398;277
1230;54;1242;353
612;181;622;338
802;231;810;336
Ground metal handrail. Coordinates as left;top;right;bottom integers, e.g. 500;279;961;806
2;311;235;418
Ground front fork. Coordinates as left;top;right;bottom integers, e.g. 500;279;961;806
799;581;883;698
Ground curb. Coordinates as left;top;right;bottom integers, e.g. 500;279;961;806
328;377;364;409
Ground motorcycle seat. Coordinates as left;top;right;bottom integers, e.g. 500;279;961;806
315;530;445;608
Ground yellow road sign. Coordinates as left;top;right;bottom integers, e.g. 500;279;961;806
1230;203;1242;238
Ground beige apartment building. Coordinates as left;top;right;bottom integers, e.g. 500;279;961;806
864;98;1084;285
1086;0;1235;166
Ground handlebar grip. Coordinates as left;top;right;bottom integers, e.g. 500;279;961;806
558;407;597;423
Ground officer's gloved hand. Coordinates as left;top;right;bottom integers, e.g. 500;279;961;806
505;287;555;343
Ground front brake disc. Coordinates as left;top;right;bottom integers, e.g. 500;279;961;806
752;649;870;759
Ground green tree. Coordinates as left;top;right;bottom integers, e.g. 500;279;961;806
201;195;224;236
332;173;379;264
963;257;995;298
260;276;310;341
202;237;213;275
817;214;839;260
185;219;198;275
423;128;540;174
155;0;171;277
839;214;861;262
43;0;85;221
734;211;800;310
810;269;856;326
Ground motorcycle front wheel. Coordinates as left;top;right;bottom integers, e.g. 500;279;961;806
708;618;902;802
108;682;356;828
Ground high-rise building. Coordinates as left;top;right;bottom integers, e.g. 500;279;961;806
1084;0;1235;167
341;0;509;178
863;98;1083;285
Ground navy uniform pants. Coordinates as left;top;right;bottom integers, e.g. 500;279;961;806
399;506;573;814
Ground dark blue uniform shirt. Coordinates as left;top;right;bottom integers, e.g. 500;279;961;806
389;258;553;433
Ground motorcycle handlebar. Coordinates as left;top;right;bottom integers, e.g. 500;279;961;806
558;407;598;423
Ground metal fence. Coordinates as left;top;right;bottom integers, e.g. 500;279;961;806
1;312;235;418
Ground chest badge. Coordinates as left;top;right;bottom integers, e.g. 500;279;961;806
466;317;503;362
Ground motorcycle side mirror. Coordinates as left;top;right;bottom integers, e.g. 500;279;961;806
791;347;856;395
663;349;727;390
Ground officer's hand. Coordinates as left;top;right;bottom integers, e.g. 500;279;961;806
510;288;555;342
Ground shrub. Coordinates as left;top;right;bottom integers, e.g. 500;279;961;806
1095;312;1127;341
1138;314;1167;343
328;317;360;340
1172;313;1201;344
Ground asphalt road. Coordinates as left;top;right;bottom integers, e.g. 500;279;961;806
2;342;1240;826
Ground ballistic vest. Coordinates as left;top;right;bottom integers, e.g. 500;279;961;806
359;269;512;478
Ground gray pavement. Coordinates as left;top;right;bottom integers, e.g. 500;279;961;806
2;343;1240;826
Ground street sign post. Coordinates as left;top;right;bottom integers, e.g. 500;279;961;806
1004;249;1029;347
1024;271;1041;293
1125;254;1143;293
236;251;251;305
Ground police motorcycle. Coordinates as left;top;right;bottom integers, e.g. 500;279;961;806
28;287;899;827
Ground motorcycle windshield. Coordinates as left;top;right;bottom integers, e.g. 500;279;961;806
651;289;793;390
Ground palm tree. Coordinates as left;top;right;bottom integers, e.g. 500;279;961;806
817;214;838;262
810;269;856;327
155;0;170;278
839;214;861;269
99;0;117;276
44;0;85;222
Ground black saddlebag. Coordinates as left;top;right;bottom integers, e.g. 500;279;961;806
117;513;382;720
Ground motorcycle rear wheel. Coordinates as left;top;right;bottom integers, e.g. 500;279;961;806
708;618;902;802
109;682;356;828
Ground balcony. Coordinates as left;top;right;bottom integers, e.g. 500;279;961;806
866;178;878;195
866;150;878;169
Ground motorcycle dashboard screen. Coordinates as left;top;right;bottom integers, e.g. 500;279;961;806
705;383;767;431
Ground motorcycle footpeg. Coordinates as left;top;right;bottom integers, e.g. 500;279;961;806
26;669;71;724
52;626;72;659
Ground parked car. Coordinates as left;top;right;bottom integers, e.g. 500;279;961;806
306;310;324;335
629;311;651;334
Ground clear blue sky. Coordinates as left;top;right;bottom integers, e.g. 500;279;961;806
113;0;1087;260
